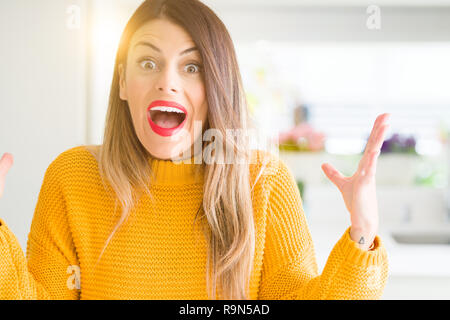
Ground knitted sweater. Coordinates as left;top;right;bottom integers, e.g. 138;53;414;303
0;146;388;299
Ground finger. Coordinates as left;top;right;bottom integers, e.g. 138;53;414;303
359;123;389;173
364;113;391;154
362;149;380;177
321;163;346;190
0;153;14;199
373;123;390;151
363;114;384;152
0;153;14;177
359;114;391;172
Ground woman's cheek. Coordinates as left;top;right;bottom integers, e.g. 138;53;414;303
191;82;207;118
129;76;152;107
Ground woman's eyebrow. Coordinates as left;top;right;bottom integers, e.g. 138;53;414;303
133;41;198;56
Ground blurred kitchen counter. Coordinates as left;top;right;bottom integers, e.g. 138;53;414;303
308;224;450;299
309;225;450;276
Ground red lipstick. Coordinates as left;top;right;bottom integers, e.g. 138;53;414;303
147;100;188;137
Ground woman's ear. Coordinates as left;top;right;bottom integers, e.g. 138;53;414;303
118;64;128;101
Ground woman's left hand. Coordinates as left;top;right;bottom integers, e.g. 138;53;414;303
321;113;391;250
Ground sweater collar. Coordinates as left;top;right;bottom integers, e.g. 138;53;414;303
147;153;204;186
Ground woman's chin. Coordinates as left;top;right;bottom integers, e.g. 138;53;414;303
148;150;175;161
147;145;191;162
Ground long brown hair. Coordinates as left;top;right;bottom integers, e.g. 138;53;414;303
88;0;265;299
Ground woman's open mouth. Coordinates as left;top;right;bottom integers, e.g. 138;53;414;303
147;100;188;137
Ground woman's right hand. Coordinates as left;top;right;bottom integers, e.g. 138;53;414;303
0;153;14;199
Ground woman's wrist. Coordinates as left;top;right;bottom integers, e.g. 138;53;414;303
349;226;377;251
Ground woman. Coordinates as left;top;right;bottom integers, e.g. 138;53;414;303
0;0;390;300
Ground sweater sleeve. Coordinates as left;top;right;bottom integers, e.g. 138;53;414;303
0;159;80;299
257;157;389;300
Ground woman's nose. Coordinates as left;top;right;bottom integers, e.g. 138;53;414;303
155;68;179;94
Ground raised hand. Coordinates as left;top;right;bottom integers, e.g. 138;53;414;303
0;153;14;199
321;113;391;250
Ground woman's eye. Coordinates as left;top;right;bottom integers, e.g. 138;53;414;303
185;63;201;74
140;59;156;70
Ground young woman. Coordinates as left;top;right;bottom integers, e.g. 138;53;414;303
0;0;390;300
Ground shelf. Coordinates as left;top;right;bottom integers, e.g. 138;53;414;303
279;150;448;187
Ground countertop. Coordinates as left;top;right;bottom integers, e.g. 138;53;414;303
309;225;450;277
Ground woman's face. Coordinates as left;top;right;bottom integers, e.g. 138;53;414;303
119;18;208;160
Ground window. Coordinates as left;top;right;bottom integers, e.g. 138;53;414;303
236;42;450;155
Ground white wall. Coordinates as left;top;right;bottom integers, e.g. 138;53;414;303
203;2;450;43
86;0;141;145
0;0;87;249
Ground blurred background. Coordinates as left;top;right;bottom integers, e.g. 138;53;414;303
0;0;450;299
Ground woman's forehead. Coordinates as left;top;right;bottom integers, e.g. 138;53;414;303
130;19;195;50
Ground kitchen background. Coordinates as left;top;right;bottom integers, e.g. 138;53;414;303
0;0;449;299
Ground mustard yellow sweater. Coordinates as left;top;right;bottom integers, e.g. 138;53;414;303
0;146;388;299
